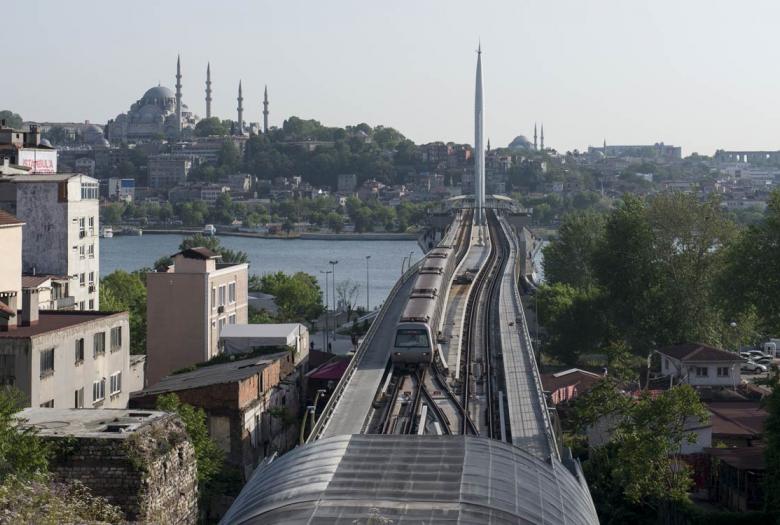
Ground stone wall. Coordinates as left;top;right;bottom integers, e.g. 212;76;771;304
46;413;198;524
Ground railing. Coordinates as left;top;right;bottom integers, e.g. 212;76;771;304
307;259;423;442
500;217;560;460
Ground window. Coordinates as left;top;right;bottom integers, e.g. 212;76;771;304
110;326;122;351
88;299;94;310
88;216;95;235
228;313;236;325
88;244;95;258
93;332;105;357
74;338;85;364
79;300;85;310
211;287;216;309
88;272;95;286
92;378;105;404
695;367;709;377
74;387;84;408
79;273;86;287
228;282;236;304
218;285;226;306
40;399;54;408
0;354;15;386
81;182;99;200
394;329;430;349
110;372;122;395
78;217;86;238
40;348;54;378
79;245;86;259
717;367;730;377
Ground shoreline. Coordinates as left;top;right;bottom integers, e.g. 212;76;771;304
114;228;419;241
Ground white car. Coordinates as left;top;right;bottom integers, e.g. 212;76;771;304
741;361;768;374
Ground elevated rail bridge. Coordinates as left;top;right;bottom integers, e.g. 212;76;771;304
222;203;598;525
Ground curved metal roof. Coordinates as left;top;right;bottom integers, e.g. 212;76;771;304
220;434;598;525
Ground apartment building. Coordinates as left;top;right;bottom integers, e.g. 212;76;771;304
0;174;100;310
146;247;249;385
0;210;24;319
0;296;130;409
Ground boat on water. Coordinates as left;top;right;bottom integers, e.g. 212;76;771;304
100;226;114;238
203;224;217;236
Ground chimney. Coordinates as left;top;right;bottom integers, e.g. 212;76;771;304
21;289;39;326
0;293;18;331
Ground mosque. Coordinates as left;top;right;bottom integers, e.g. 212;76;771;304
106;56;269;143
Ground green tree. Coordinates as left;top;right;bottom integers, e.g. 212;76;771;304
717;190;780;334
194;117;228;137
101;203;124;225
0;110;23;129
217;140;241;171
260;272;324;321
178;234;248;264
543;211;605;288
0;388;49;481
155;393;223;487
100;270;147;354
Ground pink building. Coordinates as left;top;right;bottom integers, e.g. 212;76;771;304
146;247;248;385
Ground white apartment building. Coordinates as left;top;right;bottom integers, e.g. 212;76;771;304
657;343;743;387
0;296;130;409
0;174;100;310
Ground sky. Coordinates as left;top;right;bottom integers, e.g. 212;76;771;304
6;0;780;155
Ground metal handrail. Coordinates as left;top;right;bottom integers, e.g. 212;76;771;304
500;217;560;460
307;259;423;442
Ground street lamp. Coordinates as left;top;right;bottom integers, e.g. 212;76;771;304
329;260;338;331
320;270;332;351
365;255;371;311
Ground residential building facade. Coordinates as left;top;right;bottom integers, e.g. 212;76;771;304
657;343;743;387
146;247;248;385
148;154;195;189
0;210;24;319
0;174;100;310
0;306;130;409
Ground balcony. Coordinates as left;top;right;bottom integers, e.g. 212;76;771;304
52;296;76;310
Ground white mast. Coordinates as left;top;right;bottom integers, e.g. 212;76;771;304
474;43;485;225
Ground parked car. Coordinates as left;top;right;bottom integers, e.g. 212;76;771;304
754;355;774;365
741;361;768;374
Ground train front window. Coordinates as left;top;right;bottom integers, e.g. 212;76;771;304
395;329;429;348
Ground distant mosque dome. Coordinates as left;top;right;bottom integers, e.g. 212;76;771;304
142;85;175;102
39;138;53;148
508;135;533;150
82;124;105;145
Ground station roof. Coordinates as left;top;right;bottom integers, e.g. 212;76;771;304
220;434;598;525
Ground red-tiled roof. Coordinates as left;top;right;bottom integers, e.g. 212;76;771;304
657;343;742;362
307;358;349;381
707;401;767;438
0;311;126;338
541;368;602;393
0;209;23;226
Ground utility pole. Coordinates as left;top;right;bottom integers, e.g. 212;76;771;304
320;270;332;351
329;260;338;333
365;255;371;311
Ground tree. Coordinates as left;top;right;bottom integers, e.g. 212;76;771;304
0;388;49;481
326;212;343;233
101;203;124;225
336;279;361;321
764;375;780;514
178;235;248;264
217;140;241;171
155;394;223;487
716;190;780;334
260;272;324;321
194;117;228;137
100;271;147;354
0;110;23;129
543;211;605;288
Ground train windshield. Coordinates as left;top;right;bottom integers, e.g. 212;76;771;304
394;328;429;348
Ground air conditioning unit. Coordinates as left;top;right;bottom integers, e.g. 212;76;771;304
88;285;95;293
218;305;225;314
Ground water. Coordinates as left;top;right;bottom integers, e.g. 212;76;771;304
100;234;422;309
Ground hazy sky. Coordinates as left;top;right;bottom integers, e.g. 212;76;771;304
6;0;780;155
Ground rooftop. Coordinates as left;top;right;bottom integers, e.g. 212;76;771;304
706;445;766;471
657;343;743;363
17;408;169;439
0;311;126;339
220;323;304;339
542;368;602;392
707;401;767;438
21;274;68;289
0;209;23;227
175;246;220;260
0;174;86;183
132;353;285;397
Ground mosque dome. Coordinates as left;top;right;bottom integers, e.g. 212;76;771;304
142;85;175;102
39;138;53;148
82;124;105;144
508;135;533;150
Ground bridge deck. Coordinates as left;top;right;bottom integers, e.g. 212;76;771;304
497;217;555;458
320;273;418;439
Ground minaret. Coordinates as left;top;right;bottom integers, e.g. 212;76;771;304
236;81;244;135
263;85;269;134
540;123;545;151
205;63;212;119
534;123;538;150
474;42;485;226
175;55;183;135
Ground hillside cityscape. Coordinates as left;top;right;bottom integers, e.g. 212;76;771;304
2;4;780;525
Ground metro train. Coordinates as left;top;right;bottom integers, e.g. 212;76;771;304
391;213;466;366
